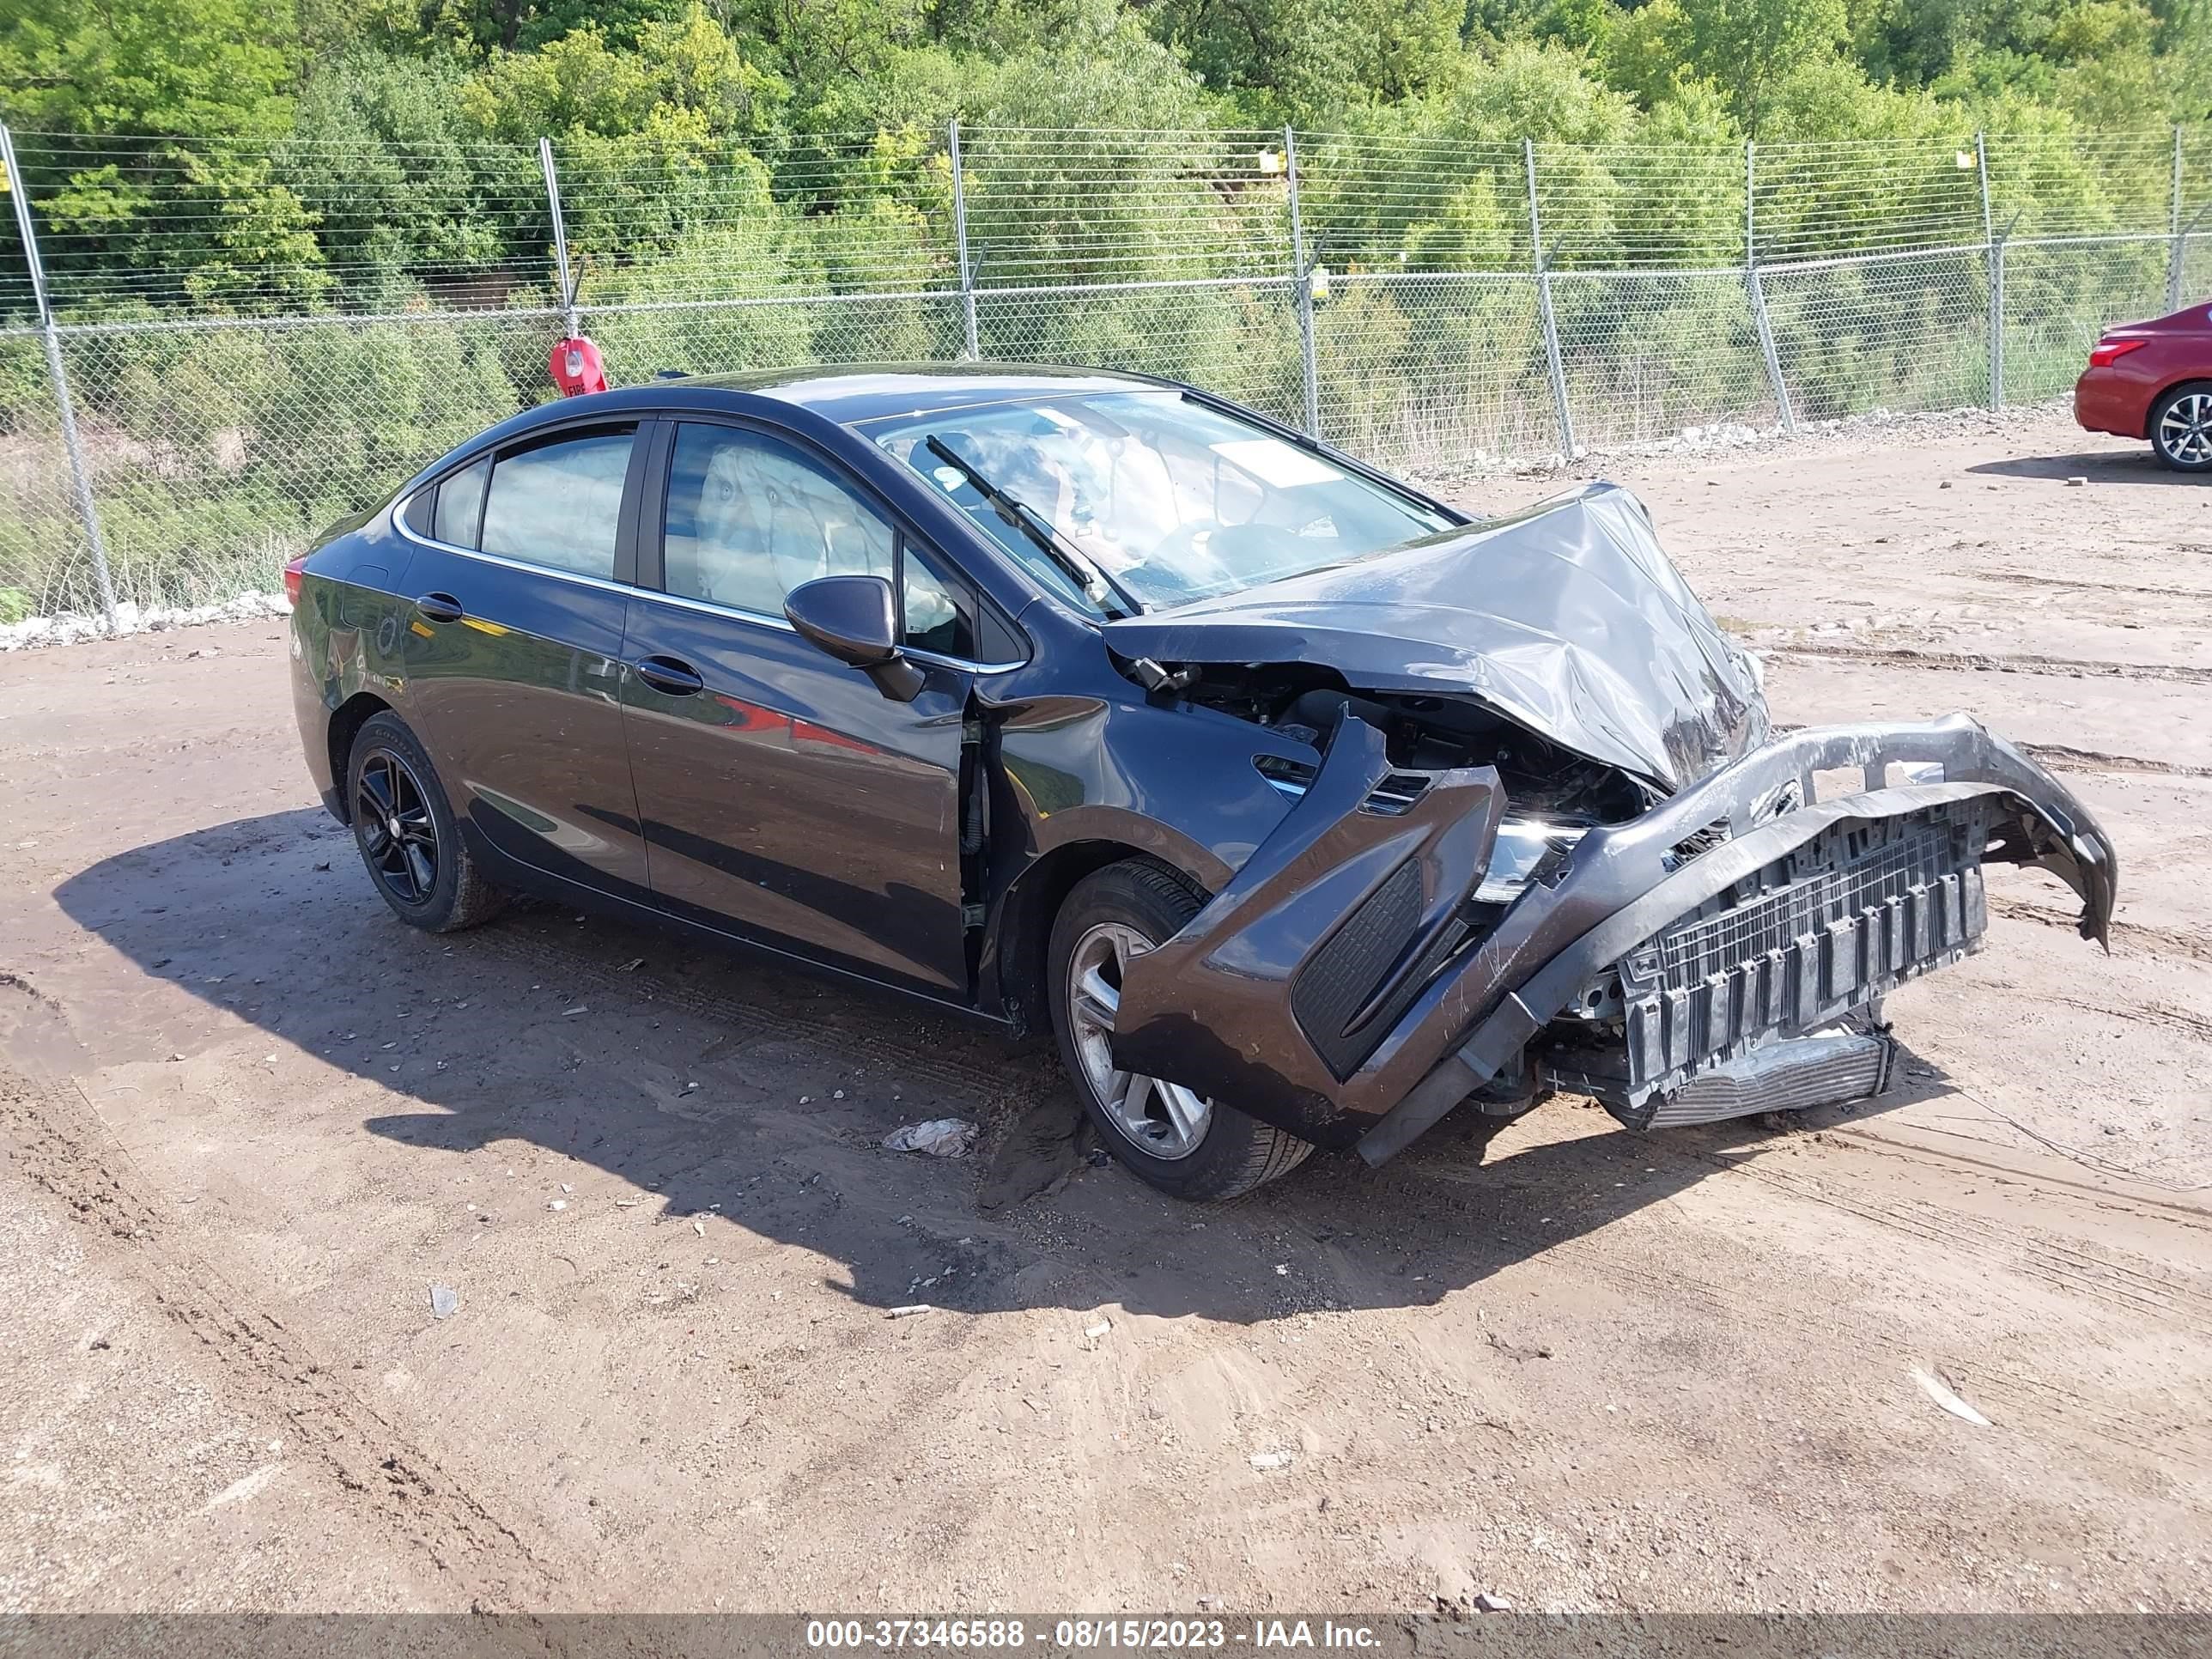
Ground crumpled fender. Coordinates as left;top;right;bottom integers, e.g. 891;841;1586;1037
1114;710;2118;1164
1109;714;1503;1148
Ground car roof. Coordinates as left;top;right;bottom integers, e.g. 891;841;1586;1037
542;362;1178;432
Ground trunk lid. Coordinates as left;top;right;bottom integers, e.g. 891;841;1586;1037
1102;481;1768;793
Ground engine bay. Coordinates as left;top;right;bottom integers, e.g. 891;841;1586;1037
1176;663;1655;825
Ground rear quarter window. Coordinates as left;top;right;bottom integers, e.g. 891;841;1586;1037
477;428;635;578
432;457;489;548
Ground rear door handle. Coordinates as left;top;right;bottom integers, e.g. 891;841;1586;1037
414;592;465;623
634;655;704;696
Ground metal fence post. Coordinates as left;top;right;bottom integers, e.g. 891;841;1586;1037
1284;125;1320;438
1988;228;2008;409
1977;132;2002;410
950;119;980;360
1744;141;1796;434
2;122;117;629
2171;125;2187;315
1523;138;1575;463
538;137;581;337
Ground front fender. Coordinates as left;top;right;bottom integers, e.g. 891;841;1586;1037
1110;715;1504;1147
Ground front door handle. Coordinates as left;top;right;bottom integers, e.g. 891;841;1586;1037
414;592;465;623
634;655;704;696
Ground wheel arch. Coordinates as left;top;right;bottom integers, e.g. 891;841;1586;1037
2153;374;2212;416
325;691;394;823
987;840;1206;1039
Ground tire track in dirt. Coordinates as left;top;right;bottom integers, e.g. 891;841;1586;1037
1973;569;2212;605
2014;743;2212;781
1990;896;2212;964
1585;1251;2195;1473
1366;1145;2212;1471
2043;996;2212;1046
1670;1150;2212;1469
1771;644;2212;686
1710;1153;2212;1325
0;1066;562;1608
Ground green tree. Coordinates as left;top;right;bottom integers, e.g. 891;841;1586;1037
0;0;321;314
1141;0;1464;118
1674;0;1851;133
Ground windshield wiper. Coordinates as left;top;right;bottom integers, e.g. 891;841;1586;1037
924;435;1143;617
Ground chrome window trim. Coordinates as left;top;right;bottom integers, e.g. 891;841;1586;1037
907;645;1028;676
392;495;631;597
630;584;1027;675
393;493;1028;675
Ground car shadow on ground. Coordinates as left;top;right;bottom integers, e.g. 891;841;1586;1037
1966;448;2190;485
50;808;1951;1326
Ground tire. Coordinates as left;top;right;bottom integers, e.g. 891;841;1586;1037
2148;381;2212;472
345;711;507;933
1048;859;1314;1201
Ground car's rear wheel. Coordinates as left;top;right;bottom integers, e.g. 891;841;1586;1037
1048;859;1313;1201
346;711;507;933
2149;382;2212;472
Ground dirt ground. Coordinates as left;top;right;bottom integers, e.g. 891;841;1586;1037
2;406;2208;1616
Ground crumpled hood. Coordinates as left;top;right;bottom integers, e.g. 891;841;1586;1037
1103;481;1768;793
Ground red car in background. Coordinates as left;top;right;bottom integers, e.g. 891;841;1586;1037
2075;298;2212;471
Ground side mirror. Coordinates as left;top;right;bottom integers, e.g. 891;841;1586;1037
783;574;925;703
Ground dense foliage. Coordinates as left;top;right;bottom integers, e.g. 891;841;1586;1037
1;0;2204;311
0;0;2204;621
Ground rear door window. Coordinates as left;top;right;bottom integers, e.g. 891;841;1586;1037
477;427;635;579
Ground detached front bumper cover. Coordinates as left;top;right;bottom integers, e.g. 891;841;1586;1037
1111;712;2118;1164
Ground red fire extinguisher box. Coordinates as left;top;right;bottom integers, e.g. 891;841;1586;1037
549;335;607;398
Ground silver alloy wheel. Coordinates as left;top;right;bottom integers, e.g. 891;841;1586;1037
2158;392;2212;466
1066;920;1212;1160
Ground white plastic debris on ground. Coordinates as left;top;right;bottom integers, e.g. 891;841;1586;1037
882;1118;979;1158
1911;1366;1992;1426
0;591;290;653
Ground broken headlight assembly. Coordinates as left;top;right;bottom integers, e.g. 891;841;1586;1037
1474;817;1588;905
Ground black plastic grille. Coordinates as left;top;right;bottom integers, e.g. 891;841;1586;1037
1620;807;1990;1103
1291;859;1425;1081
1656;822;1960;994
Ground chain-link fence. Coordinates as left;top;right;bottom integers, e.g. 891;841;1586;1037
2;120;2207;635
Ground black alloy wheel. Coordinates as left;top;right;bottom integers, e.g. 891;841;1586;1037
354;745;441;906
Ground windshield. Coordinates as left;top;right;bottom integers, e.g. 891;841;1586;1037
872;391;1455;614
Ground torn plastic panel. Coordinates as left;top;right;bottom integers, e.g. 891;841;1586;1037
1357;715;2117;1164
1115;710;2118;1165
1109;713;1503;1149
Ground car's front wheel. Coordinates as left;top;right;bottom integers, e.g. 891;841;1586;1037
2149;381;2212;471
1048;859;1313;1201
346;711;507;933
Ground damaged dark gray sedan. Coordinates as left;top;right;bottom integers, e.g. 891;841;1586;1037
289;364;2119;1200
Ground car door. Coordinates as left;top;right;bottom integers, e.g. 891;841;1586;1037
393;418;654;902
619;418;986;999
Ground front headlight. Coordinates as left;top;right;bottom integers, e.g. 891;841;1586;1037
1475;817;1588;905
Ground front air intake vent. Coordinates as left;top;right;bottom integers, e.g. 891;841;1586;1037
1252;755;1431;815
1291;860;1425;1080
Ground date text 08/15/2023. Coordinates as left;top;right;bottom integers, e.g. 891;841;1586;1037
803;1619;1389;1650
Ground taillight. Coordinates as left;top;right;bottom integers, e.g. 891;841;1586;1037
2088;337;2148;368
283;553;308;608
